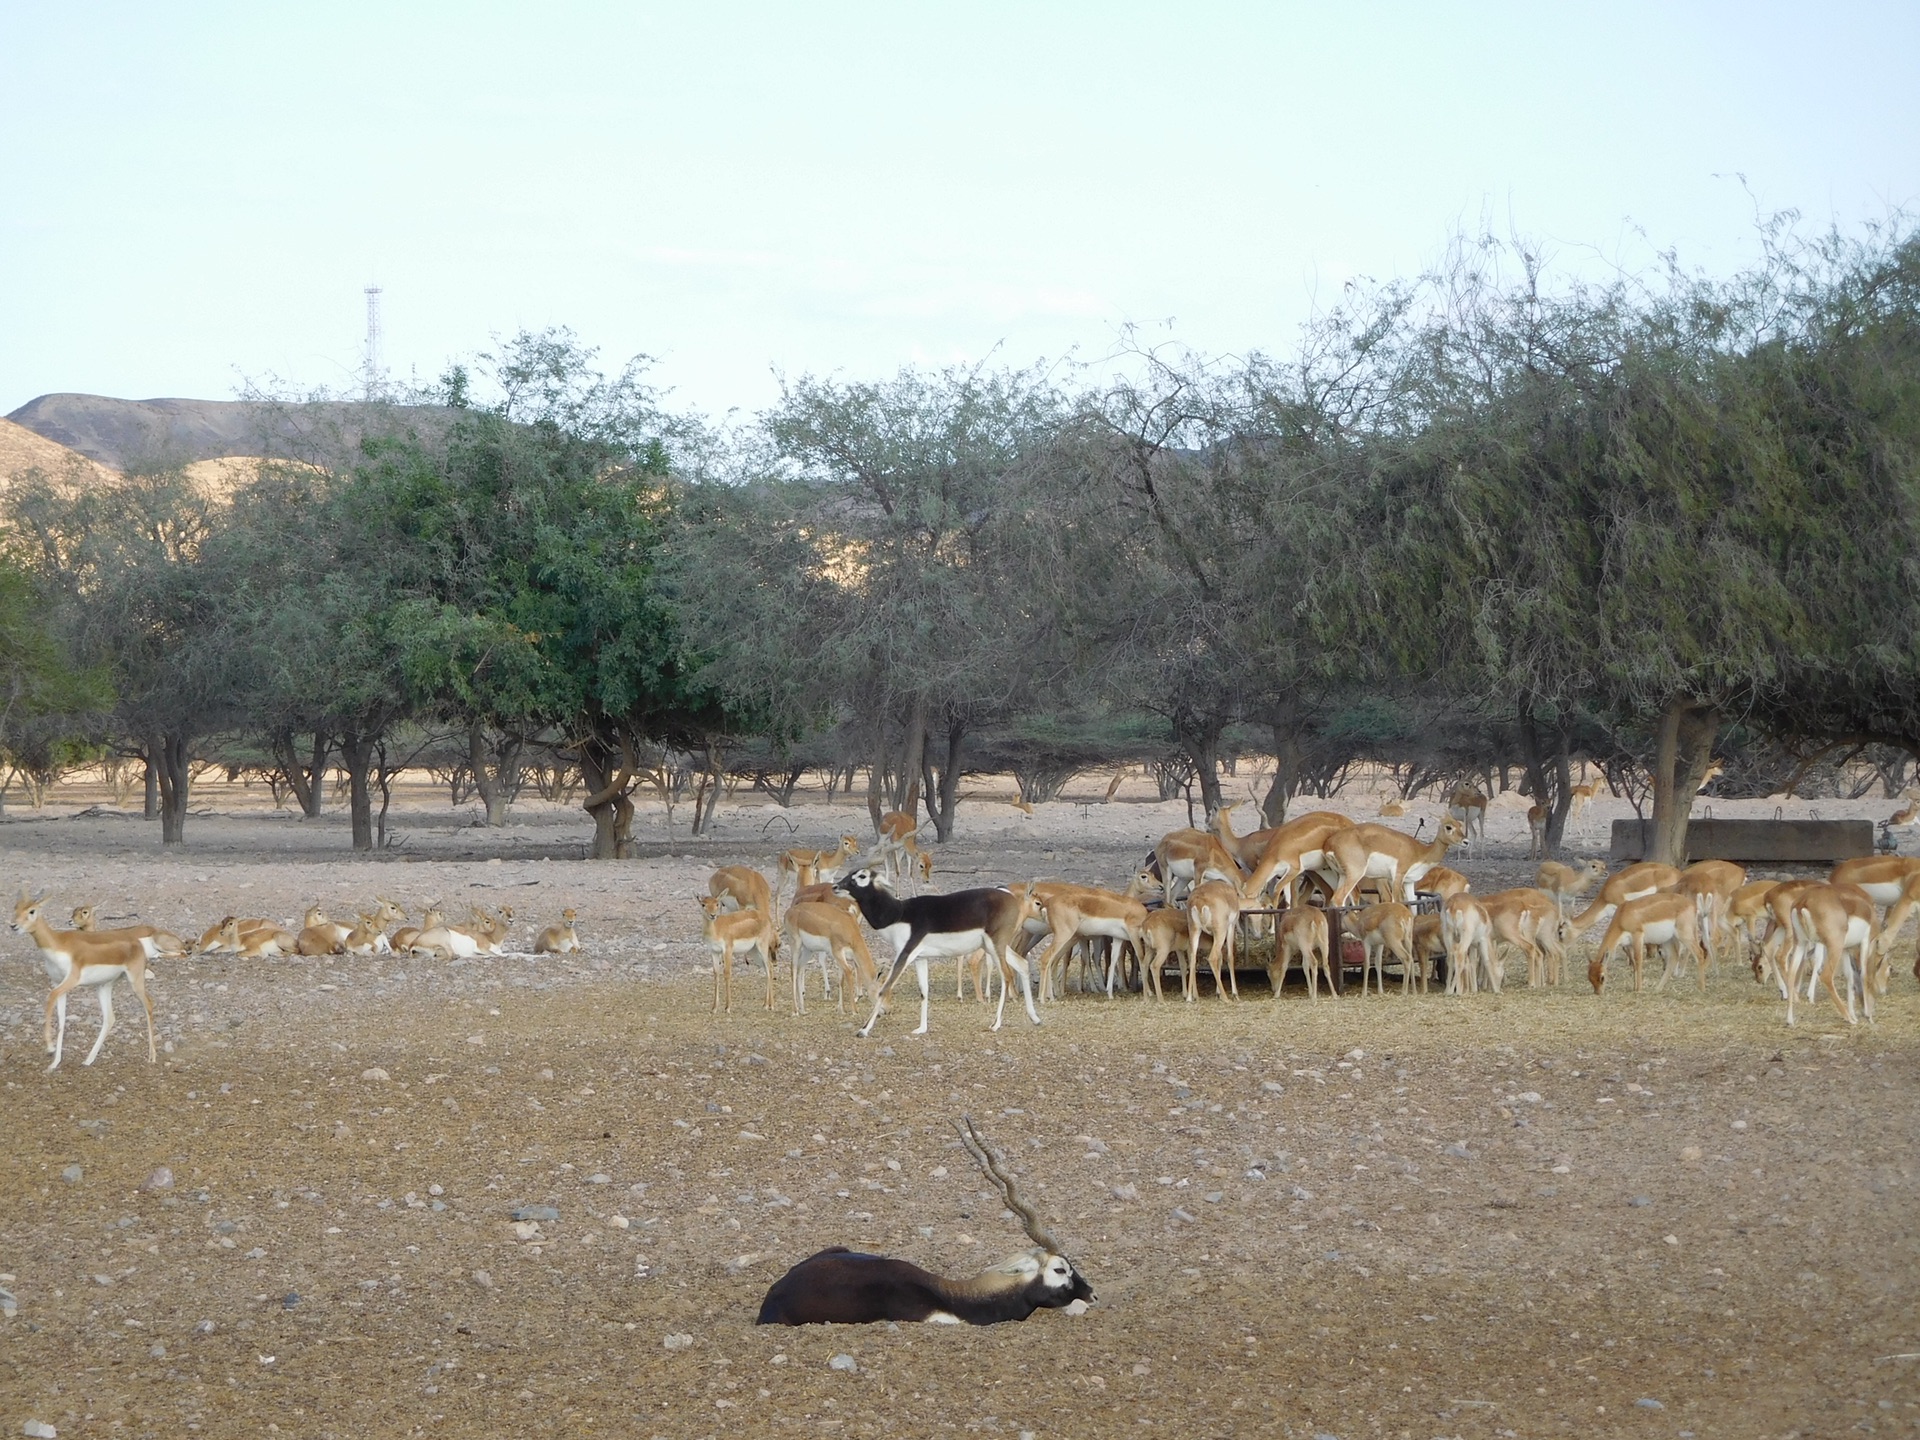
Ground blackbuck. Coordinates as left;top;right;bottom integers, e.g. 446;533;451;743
784;900;877;1014
775;835;861;908
756;1115;1092;1326
67;905;187;957
1676;860;1748;972
1534;858;1608;917
834;869;1040;1038
1350;901;1417;994
1446;787;1488;845
13;894;159;1070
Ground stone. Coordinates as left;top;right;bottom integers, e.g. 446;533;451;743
60;1165;82;1184
1063;1298;1090;1316
23;1422;57;1438
1111;1183;1139;1201
1443;1142;1471;1159
1172;1206;1198;1224
244;1247;267;1260
586;1173;612;1185
1629;1195;1652;1208
828;1353;857;1371
360;1068;389;1082
471;1270;494;1289
195;1320;216;1334
427;1184;444;1196
663;1332;694;1351
1635;1398;1665;1410
142;1167;174;1191
148;1342;166;1358
609;1215;630;1229
1260;1080;1285;1094
510;1205;560;1222
282;1293;299;1309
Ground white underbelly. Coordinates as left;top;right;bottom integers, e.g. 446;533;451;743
1858;881;1903;906
895;926;989;959
1640;920;1679;944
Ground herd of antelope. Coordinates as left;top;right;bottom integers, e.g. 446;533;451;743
9;892;583;1069
701;795;1920;1040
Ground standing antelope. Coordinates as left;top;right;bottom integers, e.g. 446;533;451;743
1350;901;1417;994
776;835;861;908
1478;888;1567;987
834;869;1041;1038
1568;862;1683;934
1526;803;1549;860
709;864;775;917
756;1116;1092;1326
1028;886;1149;1003
1154;827;1245;908
1534;858;1609;918
784;900;877;1014
1323;816;1468;906
1271;905;1332;999
1136;906;1189;1001
1677;860;1748;973
1587;893;1705;994
13;895;159;1070
1446;787;1488;846
1185;875;1250;1000
701;894;780;1014
1441;895;1496;994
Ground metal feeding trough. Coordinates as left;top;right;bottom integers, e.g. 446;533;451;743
1608;818;1874;865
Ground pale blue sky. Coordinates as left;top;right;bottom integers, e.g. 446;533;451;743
3;2;1915;420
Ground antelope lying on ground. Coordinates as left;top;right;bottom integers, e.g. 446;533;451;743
14;894;159;1070
534;909;581;954
67;905;187;957
756;1115;1092;1326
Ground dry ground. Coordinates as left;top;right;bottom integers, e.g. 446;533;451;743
2;775;1917;1440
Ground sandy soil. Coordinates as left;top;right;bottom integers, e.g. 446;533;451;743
2;774;1917;1439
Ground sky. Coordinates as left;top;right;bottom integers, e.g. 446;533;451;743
3;1;1916;422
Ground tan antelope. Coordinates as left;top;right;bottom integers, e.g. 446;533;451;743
1324;815;1469;907
1271;905;1333;999
1441;895;1496;995
1533;858;1609;917
701;893;781;1013
784;900;877;1013
406;912;487;960
212;915;298;958
13;894;160;1070
709;864;775;917
1587;893;1705;993
67;905;187;957
1415;865;1472;902
1154;827;1246;907
1184;876;1249;1000
534;908;582;954
1776;882;1879;1027
1137;906;1190;1001
1240;811;1353;907
791;880;860;916
874;810;923;892
1410;911;1447;984
1565;780;1601;839
1676;860;1748;972
1478;887;1567;987
1446;786;1488;846
1527;803;1549;860
389;906;442;955
1726;880;1783;971
776;835;861;907
1568;862;1683;933
1830;856;1920;974
1350;901;1416;994
342;912;385;956
1028;886;1149;1002
296;906;351;956
1377;797;1408;818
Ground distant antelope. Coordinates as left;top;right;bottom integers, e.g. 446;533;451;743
1446;787;1488;846
756;1115;1092;1326
534;909;581;954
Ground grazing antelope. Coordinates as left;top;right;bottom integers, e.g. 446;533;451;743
1324;816;1468;906
1410;911;1447;985
834;869;1041;1037
757;1115;1092;1326
1766;881;1878;1026
1534;858;1609;917
534;909;581;954
1830;856;1920;971
1568;862;1683;934
1240;811;1352;907
1441;895;1496;995
13;895;160;1070
1587;893;1705;994
1527;803;1549;860
776;835;861;907
709;865;775;918
1446;787;1488;846
1726;880;1782;971
1350;901;1418;994
1677;860;1748;972
1478;887;1567;987
67;905;187;957
1271;905;1333;999
1029;887;1149;1003
784;900;877;1013
701;893;780;1014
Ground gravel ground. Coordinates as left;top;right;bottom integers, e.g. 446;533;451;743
2;775;1916;1439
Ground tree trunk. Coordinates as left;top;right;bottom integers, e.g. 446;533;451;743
577;734;634;860
1177;716;1225;821
157;731;192;844
143;739;160;819
920;715;966;842
468;721;521;827
1262;723;1305;826
271;729;329;818
894;699;928;811
339;731;377;852
690;739;725;836
1647;699;1720;866
866;744;886;836
1516;703;1572;857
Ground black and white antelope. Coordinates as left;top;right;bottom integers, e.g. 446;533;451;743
756;1115;1094;1326
834;869;1041;1038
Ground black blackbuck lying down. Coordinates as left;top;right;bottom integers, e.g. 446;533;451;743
757;1115;1094;1326
832;868;1042;1038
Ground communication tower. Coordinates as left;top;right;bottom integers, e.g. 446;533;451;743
363;285;384;398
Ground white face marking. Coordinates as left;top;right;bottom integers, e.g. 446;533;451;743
1041;1258;1074;1290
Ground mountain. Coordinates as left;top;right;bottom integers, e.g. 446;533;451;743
0;417;116;486
5;393;455;472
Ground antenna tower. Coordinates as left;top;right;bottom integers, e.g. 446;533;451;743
362;285;384;398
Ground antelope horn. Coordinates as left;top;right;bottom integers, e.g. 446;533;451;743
954;1113;1061;1253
